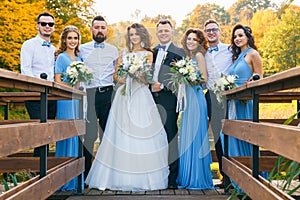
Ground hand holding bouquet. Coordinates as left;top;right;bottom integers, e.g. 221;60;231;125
116;53;153;95
63;61;93;87
169;57;203;93
212;73;238;103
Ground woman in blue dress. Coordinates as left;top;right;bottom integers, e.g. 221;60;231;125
221;24;263;157
176;28;214;190
54;25;84;191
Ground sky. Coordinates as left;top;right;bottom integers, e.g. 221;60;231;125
94;0;300;27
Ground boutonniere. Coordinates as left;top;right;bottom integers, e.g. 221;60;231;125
162;52;168;63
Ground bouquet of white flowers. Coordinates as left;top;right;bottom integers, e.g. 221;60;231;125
213;73;238;103
169;57;203;93
116;53;153;95
63;61;93;87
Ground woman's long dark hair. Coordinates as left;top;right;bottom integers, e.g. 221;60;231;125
230;24;257;61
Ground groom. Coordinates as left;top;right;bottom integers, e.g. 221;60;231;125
151;19;185;189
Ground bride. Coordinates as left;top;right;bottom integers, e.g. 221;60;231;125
85;23;169;191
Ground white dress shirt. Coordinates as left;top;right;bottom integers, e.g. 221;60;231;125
79;41;119;89
153;41;171;82
204;42;233;90
20;35;56;81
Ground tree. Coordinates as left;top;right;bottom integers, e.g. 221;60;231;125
180;3;230;32
0;0;46;72
260;7;300;75
229;0;274;23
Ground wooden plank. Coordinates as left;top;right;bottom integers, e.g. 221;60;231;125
2;157;84;200
222;157;294;200
0;92;70;102
222;120;300;163
0;120;39;125
231;156;281;172
0;157;73;172
0;157;78;199
260;119;300;126
223;66;300;99
229;157;295;200
0;120;85;157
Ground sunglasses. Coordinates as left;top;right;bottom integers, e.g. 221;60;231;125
204;28;219;33
38;22;55;27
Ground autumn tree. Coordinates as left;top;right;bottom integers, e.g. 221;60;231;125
180;3;230;33
260;6;300;75
229;0;274;23
0;0;46;72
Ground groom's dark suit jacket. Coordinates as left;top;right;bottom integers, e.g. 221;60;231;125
152;42;185;185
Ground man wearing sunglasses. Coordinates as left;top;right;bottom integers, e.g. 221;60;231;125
203;19;233;189
20;12;57;156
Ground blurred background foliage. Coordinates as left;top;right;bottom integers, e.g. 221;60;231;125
0;0;299;120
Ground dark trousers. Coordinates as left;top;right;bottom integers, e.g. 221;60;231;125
83;87;113;179
24;100;57;156
205;90;224;177
152;90;179;186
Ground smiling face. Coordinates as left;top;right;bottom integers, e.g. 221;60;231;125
156;23;173;45
65;31;79;51
36;16;55;40
234;28;249;51
186;32;199;52
204;22;221;46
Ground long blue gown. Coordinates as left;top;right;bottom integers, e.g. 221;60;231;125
220;47;253;157
220;47;268;189
55;52;84;191
176;58;214;190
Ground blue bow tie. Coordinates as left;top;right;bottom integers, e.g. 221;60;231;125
158;44;166;51
208;46;218;53
94;42;105;48
42;41;51;47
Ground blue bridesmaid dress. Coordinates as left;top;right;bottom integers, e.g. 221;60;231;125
220;47;269;189
55;52;84;191
177;58;214;190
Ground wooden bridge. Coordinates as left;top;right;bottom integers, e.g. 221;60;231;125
0;67;300;200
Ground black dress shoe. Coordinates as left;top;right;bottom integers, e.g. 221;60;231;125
84;184;89;189
167;184;177;189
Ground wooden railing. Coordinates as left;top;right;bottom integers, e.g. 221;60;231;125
0;68;86;200
222;66;300;199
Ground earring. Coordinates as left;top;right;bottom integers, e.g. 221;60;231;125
130;42;133;50
141;41;145;48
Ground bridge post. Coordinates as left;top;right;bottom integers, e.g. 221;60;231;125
252;89;259;179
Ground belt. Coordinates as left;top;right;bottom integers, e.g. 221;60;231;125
97;85;113;93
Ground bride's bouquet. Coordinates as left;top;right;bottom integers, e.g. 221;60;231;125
63;61;93;87
212;73;238;103
169;57;203;93
116;53;153;95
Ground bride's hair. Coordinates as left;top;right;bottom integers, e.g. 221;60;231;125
126;23;153;52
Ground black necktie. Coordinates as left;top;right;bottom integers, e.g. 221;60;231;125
158;44;166;51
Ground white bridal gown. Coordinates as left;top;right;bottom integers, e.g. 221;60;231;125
85;51;169;191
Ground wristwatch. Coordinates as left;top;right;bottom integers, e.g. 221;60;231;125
160;83;164;90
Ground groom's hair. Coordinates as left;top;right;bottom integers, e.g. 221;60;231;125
156;19;172;28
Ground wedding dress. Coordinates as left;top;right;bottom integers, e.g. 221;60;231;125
85;51;169;191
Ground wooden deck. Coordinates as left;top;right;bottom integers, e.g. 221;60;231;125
47;185;229;200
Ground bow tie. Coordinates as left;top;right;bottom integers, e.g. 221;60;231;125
94;42;105;48
42;41;51;47
208;46;218;53
158;44;166;51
